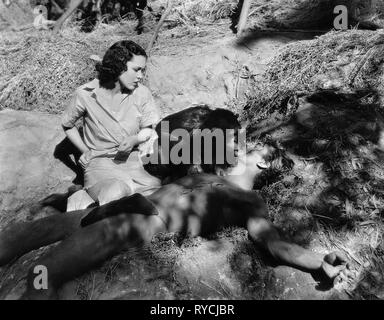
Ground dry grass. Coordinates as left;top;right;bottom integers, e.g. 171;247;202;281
0;22;152;113
166;0;384;31
149;0;237;22
242;29;384;125
172;0;237;21
256;101;384;298
242;29;384;299
0;17;232;114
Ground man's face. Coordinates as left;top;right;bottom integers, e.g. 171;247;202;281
247;142;274;171
118;54;146;91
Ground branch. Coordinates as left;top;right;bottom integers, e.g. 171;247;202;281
51;0;64;15
146;0;173;55
53;0;84;33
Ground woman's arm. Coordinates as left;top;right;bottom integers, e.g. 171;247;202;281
118;135;140;154
61;89;88;155
118;128;153;154
64;126;89;154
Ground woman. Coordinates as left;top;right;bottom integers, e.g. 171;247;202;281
61;40;162;208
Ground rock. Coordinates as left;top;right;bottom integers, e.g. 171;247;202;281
0;109;75;226
265;265;344;300
147;43;266;115
173;237;267;299
57;248;178;300
171;235;343;300
174;239;240;299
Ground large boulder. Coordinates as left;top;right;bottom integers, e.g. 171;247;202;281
0;109;75;226
147;42;267;115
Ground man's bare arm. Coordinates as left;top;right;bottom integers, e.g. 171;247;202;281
247;217;350;280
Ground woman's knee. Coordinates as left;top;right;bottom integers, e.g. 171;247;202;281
97;179;133;205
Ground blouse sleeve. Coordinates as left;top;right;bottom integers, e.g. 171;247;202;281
61;89;86;129
138;86;161;128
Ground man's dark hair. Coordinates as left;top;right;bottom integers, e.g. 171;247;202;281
96;40;147;89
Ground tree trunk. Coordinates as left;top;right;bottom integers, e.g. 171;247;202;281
237;0;251;36
0;0;34;27
146;0;173;55
53;0;83;33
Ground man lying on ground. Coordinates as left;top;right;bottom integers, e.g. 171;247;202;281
0;139;353;299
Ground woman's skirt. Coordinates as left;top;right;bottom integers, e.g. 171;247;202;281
84;151;162;197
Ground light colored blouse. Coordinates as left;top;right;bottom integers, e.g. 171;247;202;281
61;79;161;161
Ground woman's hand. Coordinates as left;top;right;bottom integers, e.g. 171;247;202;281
78;150;92;170
118;135;140;154
137;128;154;143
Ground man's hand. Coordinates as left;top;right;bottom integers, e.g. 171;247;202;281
320;251;355;285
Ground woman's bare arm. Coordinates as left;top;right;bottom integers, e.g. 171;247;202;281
63;126;89;154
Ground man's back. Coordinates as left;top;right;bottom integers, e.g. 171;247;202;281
148;173;268;237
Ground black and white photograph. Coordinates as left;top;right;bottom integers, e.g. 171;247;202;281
0;0;383;306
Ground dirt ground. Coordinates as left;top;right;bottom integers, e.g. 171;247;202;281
0;18;383;300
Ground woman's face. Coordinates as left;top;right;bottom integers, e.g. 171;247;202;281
118;54;147;91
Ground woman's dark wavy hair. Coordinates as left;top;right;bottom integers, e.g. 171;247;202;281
96;40;147;89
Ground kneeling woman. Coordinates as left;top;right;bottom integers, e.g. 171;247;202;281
62;40;161;207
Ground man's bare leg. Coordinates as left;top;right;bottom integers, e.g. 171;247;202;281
0;208;93;266
22;213;166;300
0;192;158;266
